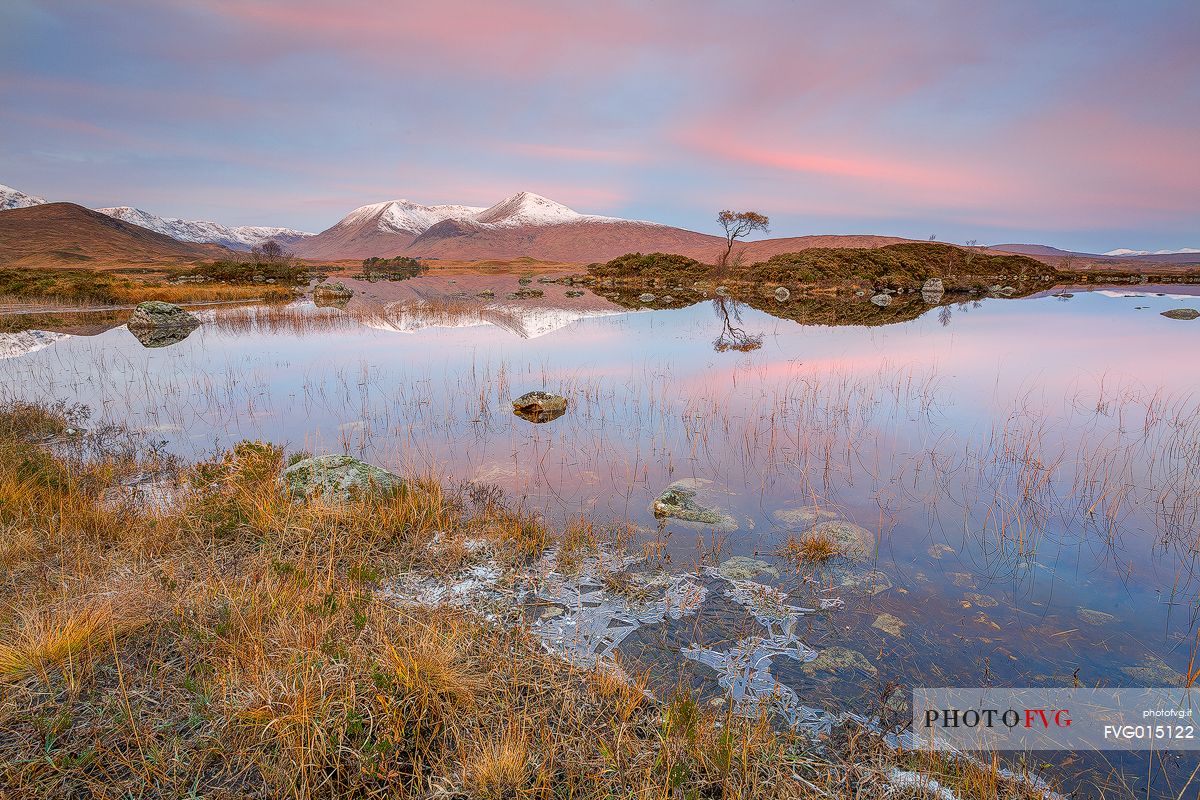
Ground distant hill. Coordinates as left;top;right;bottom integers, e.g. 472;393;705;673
991;243;1200;268
0;203;231;267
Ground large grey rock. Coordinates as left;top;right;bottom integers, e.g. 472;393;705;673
278;454;403;501
652;479;737;530
127;301;199;331
512;391;568;423
922;278;944;294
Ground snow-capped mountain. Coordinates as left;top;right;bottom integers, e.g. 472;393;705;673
0;183;47;211
1104;247;1200;257
474;191;632;228
97;206;313;251
336;199;488;236
293;190;667;260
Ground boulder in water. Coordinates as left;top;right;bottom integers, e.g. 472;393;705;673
652;479;737;530
512;391;568;423
127;301;199;331
313;281;353;308
126;301;199;348
279;454;403;502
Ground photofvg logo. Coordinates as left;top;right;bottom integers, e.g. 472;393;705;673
913;689;1200;751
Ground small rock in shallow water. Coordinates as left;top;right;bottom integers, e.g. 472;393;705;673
1161;308;1199;320
279;454;403;502
872;613;906;637
651;479;738;530
716;556;778;581
1077;607;1116;625
771;504;839;529
511;391;568;423
927;543;954;559
965;592;999;608
1121;656;1184;686
802;645;877;675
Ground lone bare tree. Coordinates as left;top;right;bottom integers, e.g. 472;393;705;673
716;210;769;268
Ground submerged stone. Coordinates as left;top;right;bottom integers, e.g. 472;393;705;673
872;612;906;637
651;479;738;530
1121;656;1184;686
1077;607;1116;625
278;454;403;502
511;391;568;423
716;556;778;581
771;504;838;529
802;645;877;676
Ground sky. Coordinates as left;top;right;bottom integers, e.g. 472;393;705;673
1;0;1197;252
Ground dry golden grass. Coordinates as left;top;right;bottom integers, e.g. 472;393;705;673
465;725;532;799
776;529;841;564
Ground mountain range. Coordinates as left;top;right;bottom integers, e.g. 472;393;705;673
1;182;1197;268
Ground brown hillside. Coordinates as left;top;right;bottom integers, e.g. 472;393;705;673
0;203;230;268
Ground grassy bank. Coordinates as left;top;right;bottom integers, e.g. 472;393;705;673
0;402;1051;799
0;265;299;307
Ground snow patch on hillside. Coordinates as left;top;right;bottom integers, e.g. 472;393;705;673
1104;247;1200;256
98;206;314;250
0;183;47;211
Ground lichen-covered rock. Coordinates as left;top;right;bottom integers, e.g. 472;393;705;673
651;480;737;530
638;293;656;303
511;391;567;423
922;278;944;294
278;454;403;502
870;293;891;307
1161;308;1199;320
126;301;200;331
773;286;791;301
